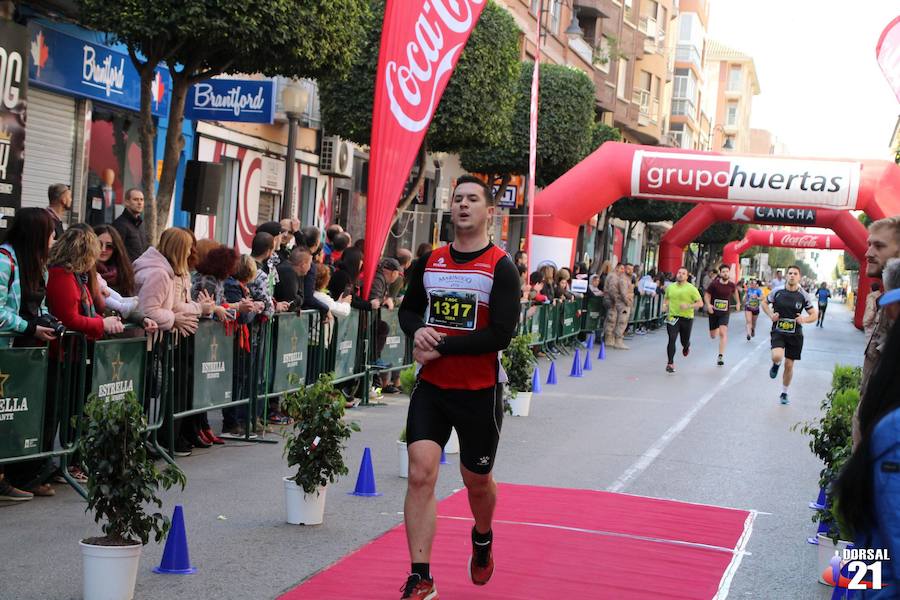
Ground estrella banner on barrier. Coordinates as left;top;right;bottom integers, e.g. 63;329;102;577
0;347;47;460
362;0;486;297
877;15;900;103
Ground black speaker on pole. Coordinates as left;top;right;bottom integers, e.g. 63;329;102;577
181;160;224;215
439;213;454;243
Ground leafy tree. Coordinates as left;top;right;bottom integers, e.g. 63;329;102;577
591;122;622;149
460;61;596;191
318;0;520;216
697;222;748;246
610;198;692;223
842;250;860;272
78;0;370;242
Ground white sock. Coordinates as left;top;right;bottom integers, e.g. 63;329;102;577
782;385;789;394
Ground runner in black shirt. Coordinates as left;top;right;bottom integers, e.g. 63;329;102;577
762;265;818;405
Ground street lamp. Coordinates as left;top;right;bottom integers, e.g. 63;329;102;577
564;6;584;38
281;81;309;220
710;124;734;151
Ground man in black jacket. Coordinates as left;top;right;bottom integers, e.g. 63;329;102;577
112;188;149;261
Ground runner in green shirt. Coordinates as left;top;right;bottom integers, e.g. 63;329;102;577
662;267;704;373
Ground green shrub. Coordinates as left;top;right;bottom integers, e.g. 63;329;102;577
399;366;417;396
282;373;360;495
78;393;186;545
501;334;537;395
792;364;861;541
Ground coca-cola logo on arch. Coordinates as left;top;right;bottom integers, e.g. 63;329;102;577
385;0;485;132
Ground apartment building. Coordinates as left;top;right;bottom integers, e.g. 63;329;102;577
704;39;761;154
667;0;710;150
502;0;676;146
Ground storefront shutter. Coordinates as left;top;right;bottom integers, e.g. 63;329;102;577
21;88;76;209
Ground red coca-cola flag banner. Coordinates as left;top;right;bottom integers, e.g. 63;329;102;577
877;15;900;103
362;0;486;297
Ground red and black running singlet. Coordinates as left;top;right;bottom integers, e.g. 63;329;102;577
419;244;508;390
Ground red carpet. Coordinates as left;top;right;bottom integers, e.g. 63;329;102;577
280;483;753;599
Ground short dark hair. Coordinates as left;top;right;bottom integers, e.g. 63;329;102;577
48;183;69;205
299;226;320;250
719;264;729;271
453;174;494;205
786;265;801;274
326;224;342;243
289;245;312;264
251;232;275;257
333;232;351;252
124;187;143;201
529;271;543;285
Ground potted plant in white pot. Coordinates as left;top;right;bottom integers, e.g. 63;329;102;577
282;373;359;525
793;365;860;584
399;367;458;454
501;334;537;416
78;392;186;600
398;427;409;478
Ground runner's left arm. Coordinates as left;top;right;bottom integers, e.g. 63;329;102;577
398;252;430;336
436;256;521;355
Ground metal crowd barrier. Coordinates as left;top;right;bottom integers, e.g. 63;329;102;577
627;294;666;331
521;296;609;354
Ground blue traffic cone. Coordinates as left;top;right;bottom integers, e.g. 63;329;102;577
583;348;592;371
809;488;827;510
586;333;594;350
531;367;542;394
441;449;450;465
807;518;831;545
349;447;382;497
546;362;558;385
569;349;583;378
598;340;606;360
153;505;197;574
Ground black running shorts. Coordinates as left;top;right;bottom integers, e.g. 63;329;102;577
771;332;804;360
406;378;504;475
708;311;730;330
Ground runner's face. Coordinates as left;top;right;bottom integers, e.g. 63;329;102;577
865;227;900;278
451;182;492;233
786;268;801;285
676;268;688;282
718;268;729;282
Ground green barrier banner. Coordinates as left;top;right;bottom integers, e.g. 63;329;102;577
546;304;559;342
333;311;360;379
91;337;146;404
561;302;578;338
192;320;235;410
532;305;545;344
0;347;48;459
271;313;310;394
379;309;406;368
584;298;604;331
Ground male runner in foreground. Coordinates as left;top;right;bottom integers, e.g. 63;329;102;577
762;265;818;405
744;278;763;340
397;175;521;599
704;264;741;366
663;267;704;373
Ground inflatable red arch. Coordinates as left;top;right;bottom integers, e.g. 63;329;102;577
532;142;900;310
657;204;873;327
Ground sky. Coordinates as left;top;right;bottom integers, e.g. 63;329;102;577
707;0;899;159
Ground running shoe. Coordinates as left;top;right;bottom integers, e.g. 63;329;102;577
780;392;790;405
666;364;675;373
746;334;751;341
717;354;724;366
682;346;690;357
469;538;494;586
769;363;781;379
0;479;33;501
400;574;438;599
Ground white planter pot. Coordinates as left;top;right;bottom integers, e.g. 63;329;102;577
283;478;326;525
398;441;408;478
444;428;459;454
816;533;853;585
509;391;532;417
80;540;142;600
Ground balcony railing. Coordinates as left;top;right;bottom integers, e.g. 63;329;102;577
568;36;595;66
671;98;696;120
639;16;658;38
675;44;702;72
632;89;660;126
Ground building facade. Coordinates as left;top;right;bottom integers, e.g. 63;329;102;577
704;39;760;154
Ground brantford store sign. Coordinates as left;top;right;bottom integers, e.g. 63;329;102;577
632;151;861;210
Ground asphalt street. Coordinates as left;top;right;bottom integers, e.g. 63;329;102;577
0;301;864;600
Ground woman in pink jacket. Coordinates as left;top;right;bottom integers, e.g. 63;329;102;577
134;228;221;456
